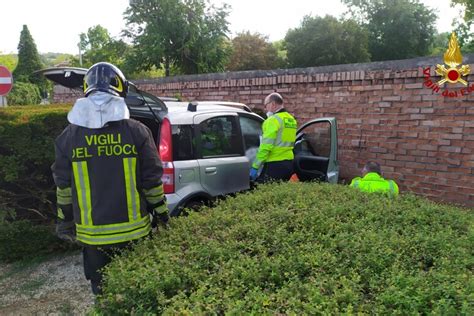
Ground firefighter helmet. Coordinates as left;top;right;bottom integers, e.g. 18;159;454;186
83;62;128;97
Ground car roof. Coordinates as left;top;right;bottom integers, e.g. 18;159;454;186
164;101;262;124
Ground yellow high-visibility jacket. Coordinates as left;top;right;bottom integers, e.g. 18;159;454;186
252;109;297;169
350;172;399;196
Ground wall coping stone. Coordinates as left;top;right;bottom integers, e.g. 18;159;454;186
135;54;474;84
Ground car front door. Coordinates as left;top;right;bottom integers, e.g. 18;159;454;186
294;117;338;183
194;113;249;196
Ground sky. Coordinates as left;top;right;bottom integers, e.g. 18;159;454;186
0;0;466;55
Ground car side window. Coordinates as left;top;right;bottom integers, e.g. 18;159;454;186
200;116;241;158
239;116;262;151
239;115;262;163
172;125;194;161
296;122;332;157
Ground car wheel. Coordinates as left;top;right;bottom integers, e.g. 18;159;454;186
178;200;206;216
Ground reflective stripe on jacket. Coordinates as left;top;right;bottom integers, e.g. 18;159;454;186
350;172;399;196
252;109;297;169
52;119;164;245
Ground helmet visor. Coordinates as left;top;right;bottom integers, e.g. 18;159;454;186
84;65;123;95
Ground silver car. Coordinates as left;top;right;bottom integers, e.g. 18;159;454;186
40;67;339;215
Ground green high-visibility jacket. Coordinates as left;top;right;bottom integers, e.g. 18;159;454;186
350;172;399;196
52;119;167;246
252;109;297;169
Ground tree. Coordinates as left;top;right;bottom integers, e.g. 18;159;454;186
342;0;437;61
124;0;231;76
78;25;131;69
450;0;474;53
451;0;474;21
284;15;370;68
12;25;47;95
272;40;289;68
227;32;283;71
430;32;451;56
7;82;41;106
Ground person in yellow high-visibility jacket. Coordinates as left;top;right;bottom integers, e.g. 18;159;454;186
350;161;399;196
250;93;298;183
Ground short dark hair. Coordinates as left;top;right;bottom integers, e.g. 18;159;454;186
268;93;283;105
363;161;381;174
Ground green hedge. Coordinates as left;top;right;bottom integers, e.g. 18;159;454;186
0;220;77;262
0;105;74;262
0;105;70;223
97;182;473;315
7;82;42;105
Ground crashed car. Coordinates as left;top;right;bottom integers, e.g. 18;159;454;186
40;67;339;215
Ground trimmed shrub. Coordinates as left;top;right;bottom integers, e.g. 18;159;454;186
0;105;75;262
97;182;473;315
7;82;42;105
0;105;70;223
0;220;77;262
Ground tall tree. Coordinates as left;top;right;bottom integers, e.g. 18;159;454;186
430;32;451;56
79;25;131;69
342;0;437;61
451;0;474;21
451;0;474;53
284;15;370;68
227;32;283;71
12;25;47;93
124;0;231;76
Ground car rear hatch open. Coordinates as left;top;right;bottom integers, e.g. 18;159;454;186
37;67;169;142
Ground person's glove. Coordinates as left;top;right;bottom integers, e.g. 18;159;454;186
56;220;76;243
151;207;170;229
249;167;259;181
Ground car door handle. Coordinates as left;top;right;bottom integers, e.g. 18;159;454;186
205;167;217;174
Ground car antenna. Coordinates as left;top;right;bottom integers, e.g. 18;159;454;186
128;82;162;124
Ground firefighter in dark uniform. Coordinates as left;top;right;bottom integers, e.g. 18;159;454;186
52;62;169;295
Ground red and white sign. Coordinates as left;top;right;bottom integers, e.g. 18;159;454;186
0;66;13;96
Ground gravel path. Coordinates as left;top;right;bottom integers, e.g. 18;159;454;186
0;252;95;315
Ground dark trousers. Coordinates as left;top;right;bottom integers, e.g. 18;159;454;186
83;244;129;295
257;160;294;183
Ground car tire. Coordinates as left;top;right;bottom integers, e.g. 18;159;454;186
177;200;206;216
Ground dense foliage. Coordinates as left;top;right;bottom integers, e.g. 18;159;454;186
0;105;76;262
97;182;473;314
0;105;70;223
342;0;437;61
0;54;18;72
0;220;75;262
78;25;131;70
285;15;370;68
227;32;283;71
7;82;41;106
124;0;231;76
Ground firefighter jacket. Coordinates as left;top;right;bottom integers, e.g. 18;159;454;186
52;119;166;246
252;109;297;169
350;172;399;197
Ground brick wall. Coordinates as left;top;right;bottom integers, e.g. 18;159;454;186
53;55;474;207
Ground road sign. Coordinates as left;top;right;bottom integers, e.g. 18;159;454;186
0;66;13;96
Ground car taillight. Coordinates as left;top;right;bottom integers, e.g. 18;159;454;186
159;118;175;194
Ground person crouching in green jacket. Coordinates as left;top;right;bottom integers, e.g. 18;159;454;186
350;161;399;196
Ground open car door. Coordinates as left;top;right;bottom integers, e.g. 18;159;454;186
293;117;338;183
